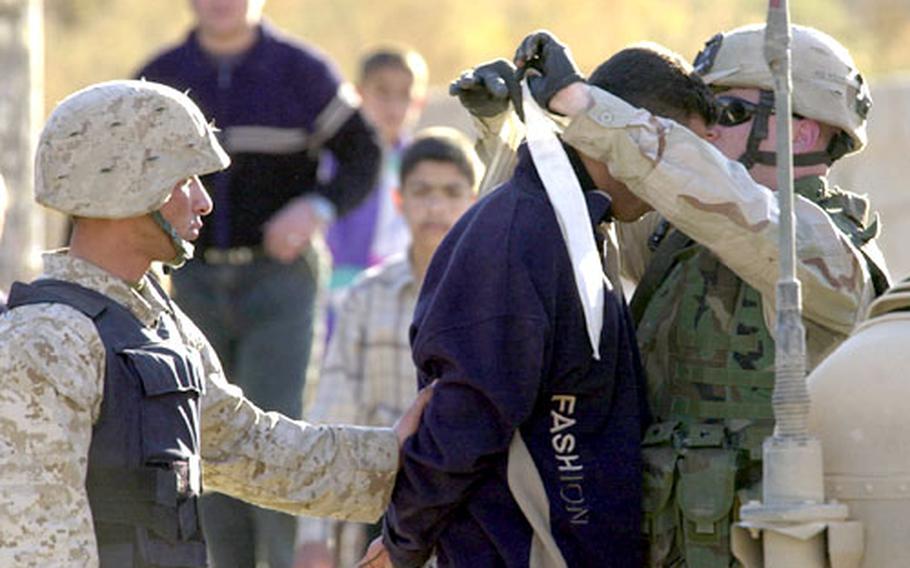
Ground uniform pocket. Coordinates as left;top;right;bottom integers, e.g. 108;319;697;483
119;346;204;465
123;347;204;397
641;421;681;567
676;448;737;561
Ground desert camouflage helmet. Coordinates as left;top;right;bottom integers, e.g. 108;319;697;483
694;23;872;157
35;80;230;218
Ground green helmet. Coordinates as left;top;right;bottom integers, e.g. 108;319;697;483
36;80;229;218
694;24;872;164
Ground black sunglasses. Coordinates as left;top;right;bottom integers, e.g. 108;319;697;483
715;96;769;127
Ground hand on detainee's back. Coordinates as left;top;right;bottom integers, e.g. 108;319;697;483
449;58;525;121
513;30;585;112
357;536;391;568
392;380;436;449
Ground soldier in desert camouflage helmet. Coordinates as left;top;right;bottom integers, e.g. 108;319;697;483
628;25;889;567
0;80;430;568
524;27;889;568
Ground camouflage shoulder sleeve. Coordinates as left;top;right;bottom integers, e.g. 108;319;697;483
196;323;399;523
0;303;104;566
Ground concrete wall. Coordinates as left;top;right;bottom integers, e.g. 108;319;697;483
829;75;910;281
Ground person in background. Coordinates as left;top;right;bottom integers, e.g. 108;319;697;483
298;128;480;567
326;46;429;292
135;1;382;566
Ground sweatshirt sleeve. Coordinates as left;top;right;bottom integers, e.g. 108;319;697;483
311;88;383;217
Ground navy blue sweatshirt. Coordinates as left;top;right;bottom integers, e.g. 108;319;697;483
383;145;649;567
136;23;380;250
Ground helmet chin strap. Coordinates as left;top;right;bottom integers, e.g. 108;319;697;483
737;89;834;169
151;210;194;268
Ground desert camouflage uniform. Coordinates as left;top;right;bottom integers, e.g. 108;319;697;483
0;251;399;567
561;85;886;566
562;84;883;349
477;86;880;351
473;81;885;565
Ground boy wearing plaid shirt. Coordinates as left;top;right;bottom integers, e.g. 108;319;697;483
298;128;480;565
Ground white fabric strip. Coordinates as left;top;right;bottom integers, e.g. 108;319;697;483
522;83;604;359
222;126;309;155
308;84;358;155
507;432;568;568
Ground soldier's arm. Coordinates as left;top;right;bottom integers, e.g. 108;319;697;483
472;110;525;195
197;332;400;523
451;60;526;194
0;304;104;566
561;85;871;335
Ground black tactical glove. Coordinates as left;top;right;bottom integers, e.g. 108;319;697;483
513;30;585;112
449;58;524;121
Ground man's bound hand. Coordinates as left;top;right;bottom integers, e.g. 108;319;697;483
513;30;585;112
449;58;525;121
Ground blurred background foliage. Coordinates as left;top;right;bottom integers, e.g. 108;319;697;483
43;0;910;111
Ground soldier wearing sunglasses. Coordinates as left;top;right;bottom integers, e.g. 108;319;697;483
454;25;889;567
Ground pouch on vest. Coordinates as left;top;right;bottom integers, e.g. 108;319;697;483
642;421;679;525
93;347;206;567
676;448;737;566
122;347;204;467
641;422;679;567
135;524;207;567
125;346;205;397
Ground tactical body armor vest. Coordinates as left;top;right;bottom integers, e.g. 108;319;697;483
8;278;207;568
631;176;888;567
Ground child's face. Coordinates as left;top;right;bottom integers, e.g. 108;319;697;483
399;160;475;253
358;67;424;145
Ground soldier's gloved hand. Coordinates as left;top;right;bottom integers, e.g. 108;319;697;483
449;58;524;121
513;30;585;112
